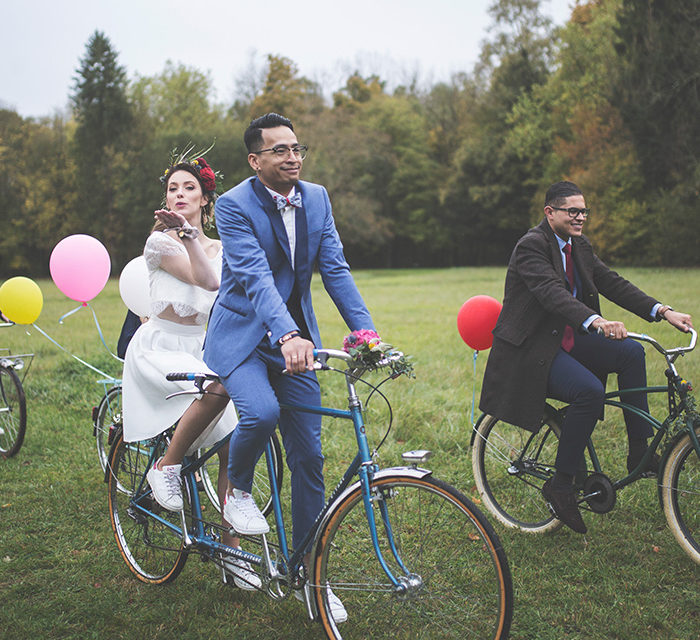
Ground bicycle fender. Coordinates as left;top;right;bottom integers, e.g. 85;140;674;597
307;466;434;618
656;420;700;508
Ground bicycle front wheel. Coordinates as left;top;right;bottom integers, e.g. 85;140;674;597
94;385;122;472
472;410;563;533
107;429;189;584
660;423;700;565
0;366;27;458
313;474;513;640
198;432;283;515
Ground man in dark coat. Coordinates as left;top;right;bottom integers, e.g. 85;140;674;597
480;181;693;533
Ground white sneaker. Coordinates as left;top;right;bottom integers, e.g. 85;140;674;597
222;548;262;591
146;458;183;511
295;586;348;624
223;489;269;535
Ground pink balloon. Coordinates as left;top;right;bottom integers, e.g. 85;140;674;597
49;234;111;302
457;295;502;351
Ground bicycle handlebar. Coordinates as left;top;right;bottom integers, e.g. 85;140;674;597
312;348;406;372
627;327;697;358
165;371;219;382
166;349;406;386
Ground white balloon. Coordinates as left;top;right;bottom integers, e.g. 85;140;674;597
119;256;150;318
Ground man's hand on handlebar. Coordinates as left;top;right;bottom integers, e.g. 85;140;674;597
664;310;694;333
591;317;628;340
281;336;315;374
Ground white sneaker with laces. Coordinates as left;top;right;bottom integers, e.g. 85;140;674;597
223;489;269;535
222;548;262;591
295;585;348;624
146;458;183;511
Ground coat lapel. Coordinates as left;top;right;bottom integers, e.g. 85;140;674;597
539;219;566;284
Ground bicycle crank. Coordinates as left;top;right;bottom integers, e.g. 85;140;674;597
581;472;616;513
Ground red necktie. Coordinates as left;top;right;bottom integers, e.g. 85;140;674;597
561;243;575;352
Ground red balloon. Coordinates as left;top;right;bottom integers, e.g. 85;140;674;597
457;295;502;351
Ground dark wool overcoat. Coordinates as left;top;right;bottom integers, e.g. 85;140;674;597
479;218;659;430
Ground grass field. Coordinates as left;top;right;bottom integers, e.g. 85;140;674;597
1;267;699;639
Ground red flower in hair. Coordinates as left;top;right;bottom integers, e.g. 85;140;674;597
195;157;217;192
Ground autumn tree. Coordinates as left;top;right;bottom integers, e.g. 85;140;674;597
245;55;324;121
612;0;700;264
442;0;557;265
0;110;78;277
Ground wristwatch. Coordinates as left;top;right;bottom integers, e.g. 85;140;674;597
279;331;300;345
657;305;673;320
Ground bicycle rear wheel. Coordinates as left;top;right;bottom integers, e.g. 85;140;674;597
660;423;700;565
94;385;122;472
472;408;563;533
107;429;189;583
198;432;283;515
313;474;513;640
0;366;26;458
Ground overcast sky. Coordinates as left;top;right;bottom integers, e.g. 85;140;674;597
3;0;575;119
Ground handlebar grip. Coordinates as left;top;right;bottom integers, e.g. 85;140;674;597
165;372;195;381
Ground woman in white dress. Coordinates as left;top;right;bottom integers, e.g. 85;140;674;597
121;154;259;590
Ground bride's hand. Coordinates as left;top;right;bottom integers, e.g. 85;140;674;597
154;209;187;229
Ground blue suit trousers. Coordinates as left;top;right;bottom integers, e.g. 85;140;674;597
547;332;651;474
221;341;324;552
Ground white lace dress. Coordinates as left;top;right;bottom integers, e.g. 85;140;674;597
122;232;237;450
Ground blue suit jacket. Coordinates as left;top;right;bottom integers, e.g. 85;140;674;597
204;177;374;376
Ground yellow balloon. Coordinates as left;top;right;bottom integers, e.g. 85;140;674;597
0;276;43;324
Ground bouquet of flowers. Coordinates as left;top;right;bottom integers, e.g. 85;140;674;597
342;329;414;377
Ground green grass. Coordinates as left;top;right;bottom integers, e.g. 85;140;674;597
1;267;699;639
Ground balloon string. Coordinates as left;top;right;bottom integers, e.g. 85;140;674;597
57;302;124;364
85;302;124;363
31;323;118;380
58;304;86;323
471;350;479;425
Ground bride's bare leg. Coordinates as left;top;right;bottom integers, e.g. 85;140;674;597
158;381;229;467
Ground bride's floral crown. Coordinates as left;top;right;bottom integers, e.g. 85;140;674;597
159;142;222;196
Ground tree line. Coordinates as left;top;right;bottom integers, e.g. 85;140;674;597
1;0;698;278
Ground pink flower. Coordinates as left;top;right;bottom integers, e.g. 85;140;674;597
343;329;381;352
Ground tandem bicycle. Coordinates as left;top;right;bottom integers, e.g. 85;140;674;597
107;346;514;639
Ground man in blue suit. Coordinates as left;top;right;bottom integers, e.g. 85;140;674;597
204;113;374;619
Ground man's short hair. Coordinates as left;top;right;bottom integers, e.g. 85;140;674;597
244;113;294;153
545;181;583;208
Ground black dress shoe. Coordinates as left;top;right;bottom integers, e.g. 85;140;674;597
626;449;660;478
542;479;587;534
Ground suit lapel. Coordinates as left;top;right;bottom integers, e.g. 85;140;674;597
294;184;308;282
252;177;293;267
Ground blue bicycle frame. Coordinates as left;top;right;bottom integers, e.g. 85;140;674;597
124;348;411;594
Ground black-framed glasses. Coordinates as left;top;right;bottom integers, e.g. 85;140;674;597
549;206;590;218
253;144;308;160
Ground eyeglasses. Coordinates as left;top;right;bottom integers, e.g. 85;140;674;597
549;206;590;218
253;144;308;160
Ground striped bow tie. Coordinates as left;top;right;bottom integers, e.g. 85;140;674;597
275;193;302;210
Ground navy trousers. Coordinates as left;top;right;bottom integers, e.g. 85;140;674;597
547;332;651;474
221;340;324;552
